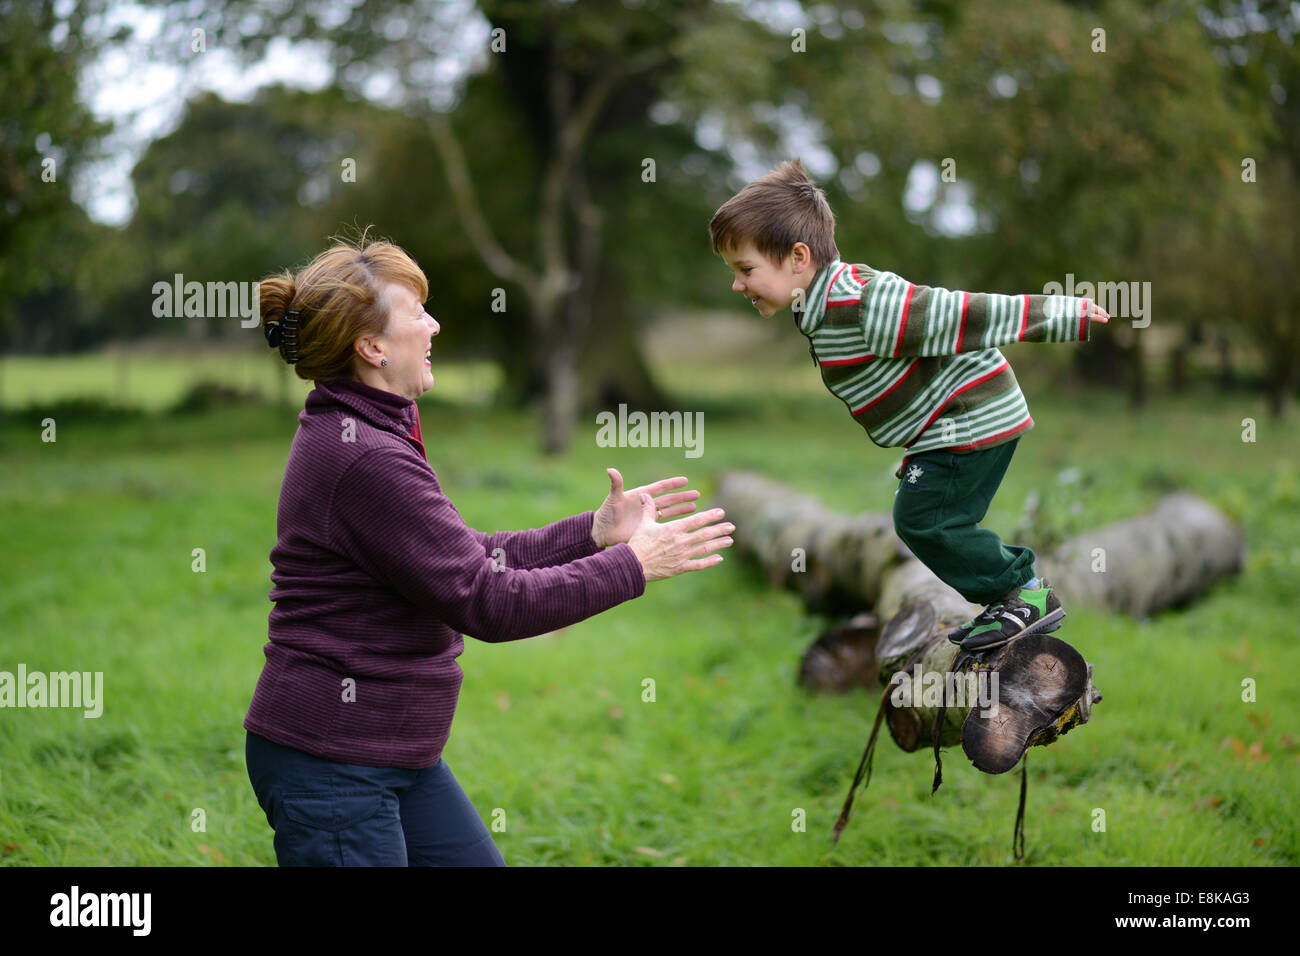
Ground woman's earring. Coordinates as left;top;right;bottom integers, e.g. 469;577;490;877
380;358;387;367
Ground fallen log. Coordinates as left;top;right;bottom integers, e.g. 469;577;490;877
715;471;1241;851
715;473;1244;620
874;596;1100;769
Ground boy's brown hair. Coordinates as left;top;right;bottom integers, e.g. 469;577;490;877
709;158;839;268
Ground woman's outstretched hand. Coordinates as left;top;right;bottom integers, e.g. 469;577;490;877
591;468;702;549
626;494;733;583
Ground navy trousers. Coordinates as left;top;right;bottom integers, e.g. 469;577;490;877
245;731;506;867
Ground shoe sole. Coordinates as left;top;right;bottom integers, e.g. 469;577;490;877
959;607;1065;653
961;632;1088;774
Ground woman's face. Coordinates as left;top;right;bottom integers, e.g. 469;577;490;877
377;282;440;400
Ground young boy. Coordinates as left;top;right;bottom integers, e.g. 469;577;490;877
709;159;1109;652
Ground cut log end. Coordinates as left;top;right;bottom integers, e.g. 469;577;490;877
798;613;880;693
962;634;1093;774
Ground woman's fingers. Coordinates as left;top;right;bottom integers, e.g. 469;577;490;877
676;520;733;561
686;519;733;541
652;489;699;508
654;496;698;519
690;534;733;557
649;489;699;520
633;475;689;497
622;477;703;521
670;507;726;533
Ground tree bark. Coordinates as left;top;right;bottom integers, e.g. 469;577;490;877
426;45;669;453
874;595;1099;770
541;342;580;454
581;323;672;412
1127;328;1147;409
717;476;1240;848
1217;330;1236;390
715;472;1244;620
1264;359;1295;420
715;472;1248;780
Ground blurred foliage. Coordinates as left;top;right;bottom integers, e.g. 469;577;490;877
0;0;113;350
5;0;1298;416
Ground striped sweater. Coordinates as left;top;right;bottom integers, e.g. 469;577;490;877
795;260;1093;477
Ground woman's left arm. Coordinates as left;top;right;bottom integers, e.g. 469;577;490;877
464;469;702;570
467;512;606;571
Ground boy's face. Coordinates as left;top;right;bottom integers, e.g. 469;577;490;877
720;240;815;318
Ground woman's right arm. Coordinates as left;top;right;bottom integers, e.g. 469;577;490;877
327;449;648;643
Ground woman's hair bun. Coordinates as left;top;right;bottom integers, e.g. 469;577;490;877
259;274;299;362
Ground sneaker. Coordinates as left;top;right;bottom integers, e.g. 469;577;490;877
948;579;1065;652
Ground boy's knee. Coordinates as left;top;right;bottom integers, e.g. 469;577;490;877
892;494;932;545
894;494;925;538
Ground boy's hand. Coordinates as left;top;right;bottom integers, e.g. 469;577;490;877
1087;301;1110;324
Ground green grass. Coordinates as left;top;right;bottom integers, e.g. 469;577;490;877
0;347;502;412
1;346;1297;866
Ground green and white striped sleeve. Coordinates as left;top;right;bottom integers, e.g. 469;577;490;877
858;270;1093;357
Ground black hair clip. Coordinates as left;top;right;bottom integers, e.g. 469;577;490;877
264;310;301;364
281;310;300;364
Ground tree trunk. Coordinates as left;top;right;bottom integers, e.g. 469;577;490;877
1217;330;1235;390
714;472;1104;769
1264;360;1295;420
580;308;672;412
1168;321;1200;393
714;472;1248;849
715;472;1244;620
1127;329;1147;409
541;341;580;455
494;320;547;407
1075;331;1126;387
874;592;1099;770
715;470;1242;845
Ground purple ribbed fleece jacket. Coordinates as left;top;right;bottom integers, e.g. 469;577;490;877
243;377;647;769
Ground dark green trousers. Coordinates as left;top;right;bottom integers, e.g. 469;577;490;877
891;438;1035;606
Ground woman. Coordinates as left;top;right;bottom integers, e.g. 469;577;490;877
244;232;733;866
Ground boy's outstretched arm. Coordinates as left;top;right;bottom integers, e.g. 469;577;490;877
855;269;1108;358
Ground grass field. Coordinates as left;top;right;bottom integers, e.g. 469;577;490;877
1;340;1297;866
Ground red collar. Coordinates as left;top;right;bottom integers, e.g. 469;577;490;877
407;413;426;461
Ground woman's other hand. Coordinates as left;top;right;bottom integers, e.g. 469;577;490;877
591;468;701;548
626;495;732;583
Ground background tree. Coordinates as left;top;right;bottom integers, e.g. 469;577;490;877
1198;0;1300;416
0;0;113;380
92;0;1298;428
